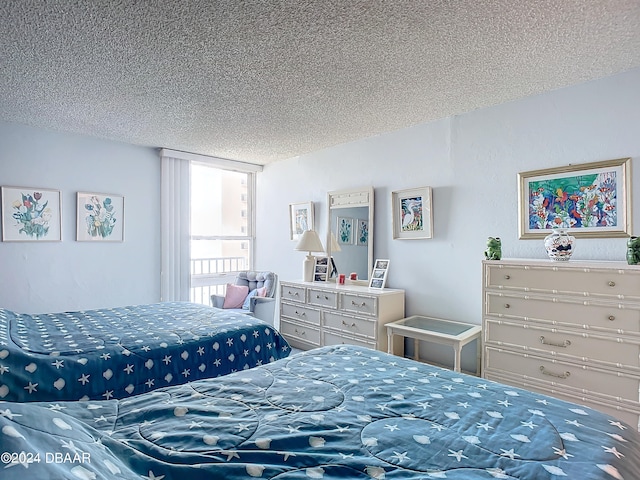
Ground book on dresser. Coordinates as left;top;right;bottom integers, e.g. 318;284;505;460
279;280;405;354
482;258;640;429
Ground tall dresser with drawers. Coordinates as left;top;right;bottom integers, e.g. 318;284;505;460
279;280;405;353
482;259;640;428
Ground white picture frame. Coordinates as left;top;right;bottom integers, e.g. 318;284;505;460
290;201;314;241
369;259;390;289
76;192;124;242
392;186;433;239
1;186;62;242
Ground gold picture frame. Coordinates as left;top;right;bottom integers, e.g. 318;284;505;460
518;158;632;239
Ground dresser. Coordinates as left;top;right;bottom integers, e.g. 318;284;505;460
279;281;405;353
482;259;640;428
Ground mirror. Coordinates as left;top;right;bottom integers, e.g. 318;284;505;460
326;187;374;283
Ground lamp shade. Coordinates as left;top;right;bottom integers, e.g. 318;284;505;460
295;230;324;253
330;232;342;252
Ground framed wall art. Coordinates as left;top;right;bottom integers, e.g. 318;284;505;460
1;186;62;242
369;259;390;289
337;216;354;244
518;157;632;239
77;192;124;242
355;218;368;246
289;201;314;241
392;186;433;239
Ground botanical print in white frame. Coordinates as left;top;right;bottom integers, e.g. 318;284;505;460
337;216;354;244
290;201;314;241
355;218;368;246
1;186;62;242
369;259;390;289
77;192;124;242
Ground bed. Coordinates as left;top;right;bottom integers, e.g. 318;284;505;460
1;344;638;479
0;302;290;402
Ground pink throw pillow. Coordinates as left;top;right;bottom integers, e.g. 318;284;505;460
223;284;249;309
256;286;267;297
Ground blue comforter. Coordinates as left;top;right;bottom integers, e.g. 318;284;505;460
0;302;290;402
1;345;638;479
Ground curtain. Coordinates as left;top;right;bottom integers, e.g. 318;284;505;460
160;154;191;302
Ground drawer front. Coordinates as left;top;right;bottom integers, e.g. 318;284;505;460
484;319;640;368
341;293;378;316
485;292;640;333
485;347;640;402
486;264;640;299
307;288;339;309
280;284;306;303
322;330;376;349
280;302;320;325
323;311;376;339
280;319;320;346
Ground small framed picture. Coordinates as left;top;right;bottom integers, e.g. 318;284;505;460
369;259;390;289
355;218;368;246
77;192;124;242
313;256;329;282
392;186;433;239
337;216;354;244
1;186;62;242
290;201;314;241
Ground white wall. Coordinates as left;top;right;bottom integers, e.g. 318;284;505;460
0;122;161;313
256;68;640;368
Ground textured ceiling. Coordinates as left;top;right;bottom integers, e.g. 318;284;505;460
1;1;640;165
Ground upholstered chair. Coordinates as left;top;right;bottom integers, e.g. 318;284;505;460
211;271;277;326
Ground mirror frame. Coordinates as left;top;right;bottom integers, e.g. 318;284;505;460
326;186;374;285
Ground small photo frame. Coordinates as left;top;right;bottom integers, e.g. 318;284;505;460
290;201;314;241
337;216;354;244
392;186;433;240
1;186;62;242
77;192;124;242
313;256;329;282
355;218;368;246
369;259;390;289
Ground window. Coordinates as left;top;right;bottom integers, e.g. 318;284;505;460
189;163;255;304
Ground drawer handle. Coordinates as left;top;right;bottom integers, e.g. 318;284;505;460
504;304;510;309
608;315;615;321
504;275;510;280
539;336;571;348
294;310;306;317
608;281;616;287
351;301;366;307
342;320;356;327
288;291;299;296
539;366;570;379
294;329;306;336
316;294;329;300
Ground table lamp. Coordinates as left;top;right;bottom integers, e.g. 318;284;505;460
295;230;325;281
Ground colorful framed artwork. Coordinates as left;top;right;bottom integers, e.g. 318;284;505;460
77;192;124;242
289;201;314;241
1;186;62;242
355;219;368;246
392;186;433;239
369;259;390;289
518;158;632;239
337;216;354;244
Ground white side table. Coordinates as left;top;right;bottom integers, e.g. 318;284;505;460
386;315;482;375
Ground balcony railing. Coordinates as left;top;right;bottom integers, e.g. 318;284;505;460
190;256;248;305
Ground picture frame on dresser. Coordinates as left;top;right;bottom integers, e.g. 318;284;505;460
518;157;632;239
369;259;390;289
1;186;62;242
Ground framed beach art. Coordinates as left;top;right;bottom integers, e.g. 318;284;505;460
289;201;314;241
518;158;632;239
1;186;62;242
77;192;124;242
392;186;433;239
